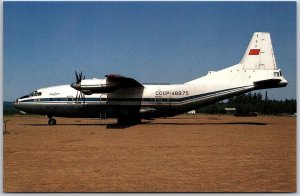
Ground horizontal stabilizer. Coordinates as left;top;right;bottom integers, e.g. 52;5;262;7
253;79;283;89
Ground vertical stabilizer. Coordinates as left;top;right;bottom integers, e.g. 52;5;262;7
241;32;277;70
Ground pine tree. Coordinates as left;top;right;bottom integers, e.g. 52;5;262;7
265;91;268;101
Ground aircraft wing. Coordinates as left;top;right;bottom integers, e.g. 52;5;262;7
105;74;143;88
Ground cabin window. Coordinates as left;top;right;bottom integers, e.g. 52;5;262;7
274;72;279;77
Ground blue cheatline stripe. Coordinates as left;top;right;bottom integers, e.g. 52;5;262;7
171;87;251;105
20;98;106;102
170;86;251;102
18;85;253;104
177;86;252;104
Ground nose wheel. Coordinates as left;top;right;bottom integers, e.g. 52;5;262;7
48;118;57;125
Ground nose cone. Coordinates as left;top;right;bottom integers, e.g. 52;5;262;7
12;101;27;114
12;101;18;109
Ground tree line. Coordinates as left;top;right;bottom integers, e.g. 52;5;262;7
196;91;297;115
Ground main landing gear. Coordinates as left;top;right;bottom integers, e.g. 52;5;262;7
47;116;57;125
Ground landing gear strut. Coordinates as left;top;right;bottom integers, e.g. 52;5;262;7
48;118;56;125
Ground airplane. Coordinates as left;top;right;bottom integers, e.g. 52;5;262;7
13;32;288;125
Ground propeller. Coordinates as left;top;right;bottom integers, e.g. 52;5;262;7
75;70;85;84
71;70;86;104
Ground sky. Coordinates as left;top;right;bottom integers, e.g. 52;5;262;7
3;1;296;101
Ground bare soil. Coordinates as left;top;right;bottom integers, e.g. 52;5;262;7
3;114;296;192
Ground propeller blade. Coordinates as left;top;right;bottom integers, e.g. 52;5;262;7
75;70;85;84
79;71;83;82
75;71;79;83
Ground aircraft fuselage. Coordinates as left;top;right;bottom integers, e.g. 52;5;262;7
13;65;287;120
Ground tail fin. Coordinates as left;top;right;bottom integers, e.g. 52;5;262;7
241;32;277;70
186;32;287;88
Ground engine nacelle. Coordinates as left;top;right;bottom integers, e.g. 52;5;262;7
71;78;119;94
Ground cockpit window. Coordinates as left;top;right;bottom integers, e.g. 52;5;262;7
29;91;36;97
20;95;29;99
19;91;41;99
29;91;42;97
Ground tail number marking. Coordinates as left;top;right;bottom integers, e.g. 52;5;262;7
172;91;189;96
155;91;189;96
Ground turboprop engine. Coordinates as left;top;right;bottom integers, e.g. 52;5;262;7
70;71;119;95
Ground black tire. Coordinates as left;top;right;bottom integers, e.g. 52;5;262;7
48;118;56;125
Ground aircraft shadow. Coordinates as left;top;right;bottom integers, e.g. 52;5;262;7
106;122;151;129
20;122;152;129
21;123;108;127
168;116;221;120
19;122;266;129
105;124;134;129
149;122;267;126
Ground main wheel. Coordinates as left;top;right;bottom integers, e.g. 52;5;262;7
48;118;56;125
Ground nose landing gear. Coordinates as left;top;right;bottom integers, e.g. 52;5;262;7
47;116;57;125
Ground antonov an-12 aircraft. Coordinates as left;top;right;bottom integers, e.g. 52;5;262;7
13;32;288;125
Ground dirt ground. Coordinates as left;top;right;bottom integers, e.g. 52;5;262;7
3;114;296;192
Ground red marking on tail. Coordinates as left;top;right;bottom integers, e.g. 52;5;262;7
249;49;260;55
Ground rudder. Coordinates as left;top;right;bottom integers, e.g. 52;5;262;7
241;32;277;70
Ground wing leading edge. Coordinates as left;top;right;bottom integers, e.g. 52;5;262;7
105;74;143;88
